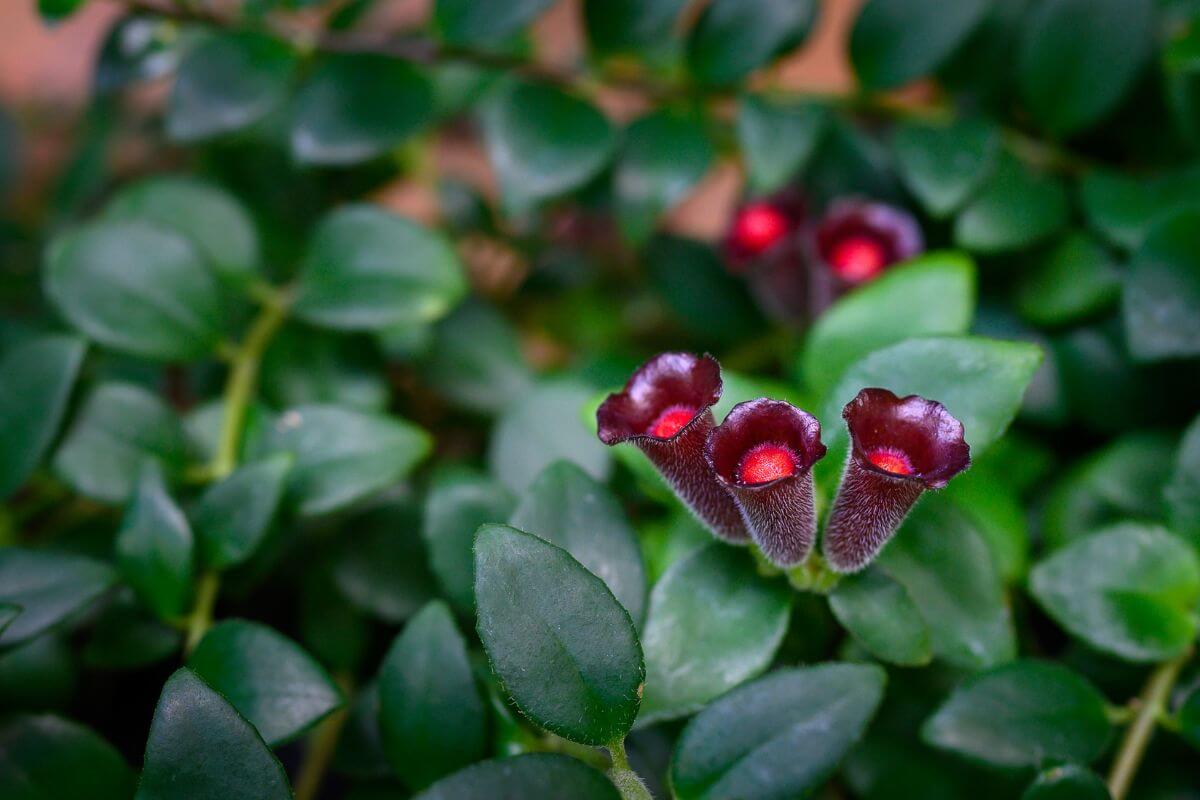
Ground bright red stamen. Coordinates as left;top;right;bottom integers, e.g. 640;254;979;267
648;405;697;439
829;235;887;283
867;447;914;476
738;443;797;485
731;203;789;255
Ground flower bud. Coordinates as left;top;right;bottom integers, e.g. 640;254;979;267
597;353;749;543
707;399;826;567
811;200;923;287
823;388;970;573
722;191;806;273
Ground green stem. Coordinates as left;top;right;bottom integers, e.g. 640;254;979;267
183;569;220;654
293;673;354;800
786;552;841;594
1107;651;1191;800
606;738;654;800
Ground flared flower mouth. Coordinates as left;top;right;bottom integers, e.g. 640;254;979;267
843;388;970;489
722;190;806;271
707;399;827;489
813;200;923;284
597;352;723;445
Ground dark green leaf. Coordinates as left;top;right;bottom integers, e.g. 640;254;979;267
638;543;791;724
0;714;134;800
686;0;816;86
45;220;224;360
262;326;388;413
1030;523;1200;662
116;464;194;620
334;502;439;623
892;118;999;217
37;0;85;22
0;634;75;711
954;155;1068;253
1180;682;1200;750
802;253;976;400
1016;234;1120;327
136;668;292;800
413;754;620;800
942;462;1030;582
829;569;932;666
614;111;712;244
510;461;647;624
1080;166;1200;250
188;619;343;746
301;564;369;673
0;335;86;499
291;54;434;166
1166;414;1200;550
294;205;466;332
924;660;1111;768
583;0;687;53
1022;765;1112;800
435;0;556;47
1017;0;1154;135
83;593;180;669
103;176;259;284
474;524;643;746
1123;211;1200;361
192;455;292;570
670;663;886;800
736;94;827;193
257;404;430;516
0;605;19;636
421;301;534;415
167;32;296;141
0;549;117;648
646;236;763;345
333;680;389;778
851;0;993;90
95;14;184;94
379;601;487;788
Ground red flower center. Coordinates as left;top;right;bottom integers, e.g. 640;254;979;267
737;443;797;485
867;447;915;476
648;405;697;439
828;235;887;283
731;203;789;255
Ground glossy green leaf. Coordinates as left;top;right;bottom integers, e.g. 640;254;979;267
583;0;687;53
262;326;388;413
292;54;433;166
686;0;816;86
421;300;534;415
670;663;886;800
116;464;194;620
0;605;20;636
802;253;976;399
0;549;116;649
136;668;291;800
510;461;647;624
829;569;932;666
103;176;259;284
0;714;135;800
379;601;486;788
942;463;1030;582
488;379;611;494
191;455;292;570
1080;166;1200;250
736;94;827;193
83;593;180;670
954;155;1068;253
614;111;712;244
1016;234;1120;327
54;382;190;503
877;499;1016;669
1123;211;1200;361
294;204;466;332
167;32;296;141
474;524;643;746
95;13;185;94
0;335;86;499
435;0;556;47
413;754;620;800
300;565;369;674
1030;523;1200;662
1022;765;1112;800
1166;414;1200;550
188;619;343;746
0;634;75;711
1017;0;1154;135
45;220;223;361
257;404;430;516
482;81;615;214
924;660;1111;768
638;544;790;724
646;236;763;345
892;118;999;217
334;502;439;623
1180;682;1200;750
851;0;993;89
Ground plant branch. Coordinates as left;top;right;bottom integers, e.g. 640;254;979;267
293;673;354;800
606;738;654;800
183;569;220;654
1107;651;1191;800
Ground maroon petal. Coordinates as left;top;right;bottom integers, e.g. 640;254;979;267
822;388;970;573
811;199;923;286
707;399;827;566
597;353;749;543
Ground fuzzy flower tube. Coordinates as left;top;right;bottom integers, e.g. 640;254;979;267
707;399;826;567
597;353;749;543
823;388;970;574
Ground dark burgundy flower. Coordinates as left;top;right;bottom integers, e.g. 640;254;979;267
722;191;806;273
706;399;826;566
811;199;923;286
597;353;749;543
822;388;970;573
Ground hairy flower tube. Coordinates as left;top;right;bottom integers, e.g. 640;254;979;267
722;191;806;273
707;399;827;567
811;199;923;286
597;353;749;543
823;388;970;574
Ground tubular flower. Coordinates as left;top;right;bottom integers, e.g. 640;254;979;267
722;190;806;273
822;388;970;573
811;199;923;287
707;399;827;567
597;353;749;543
